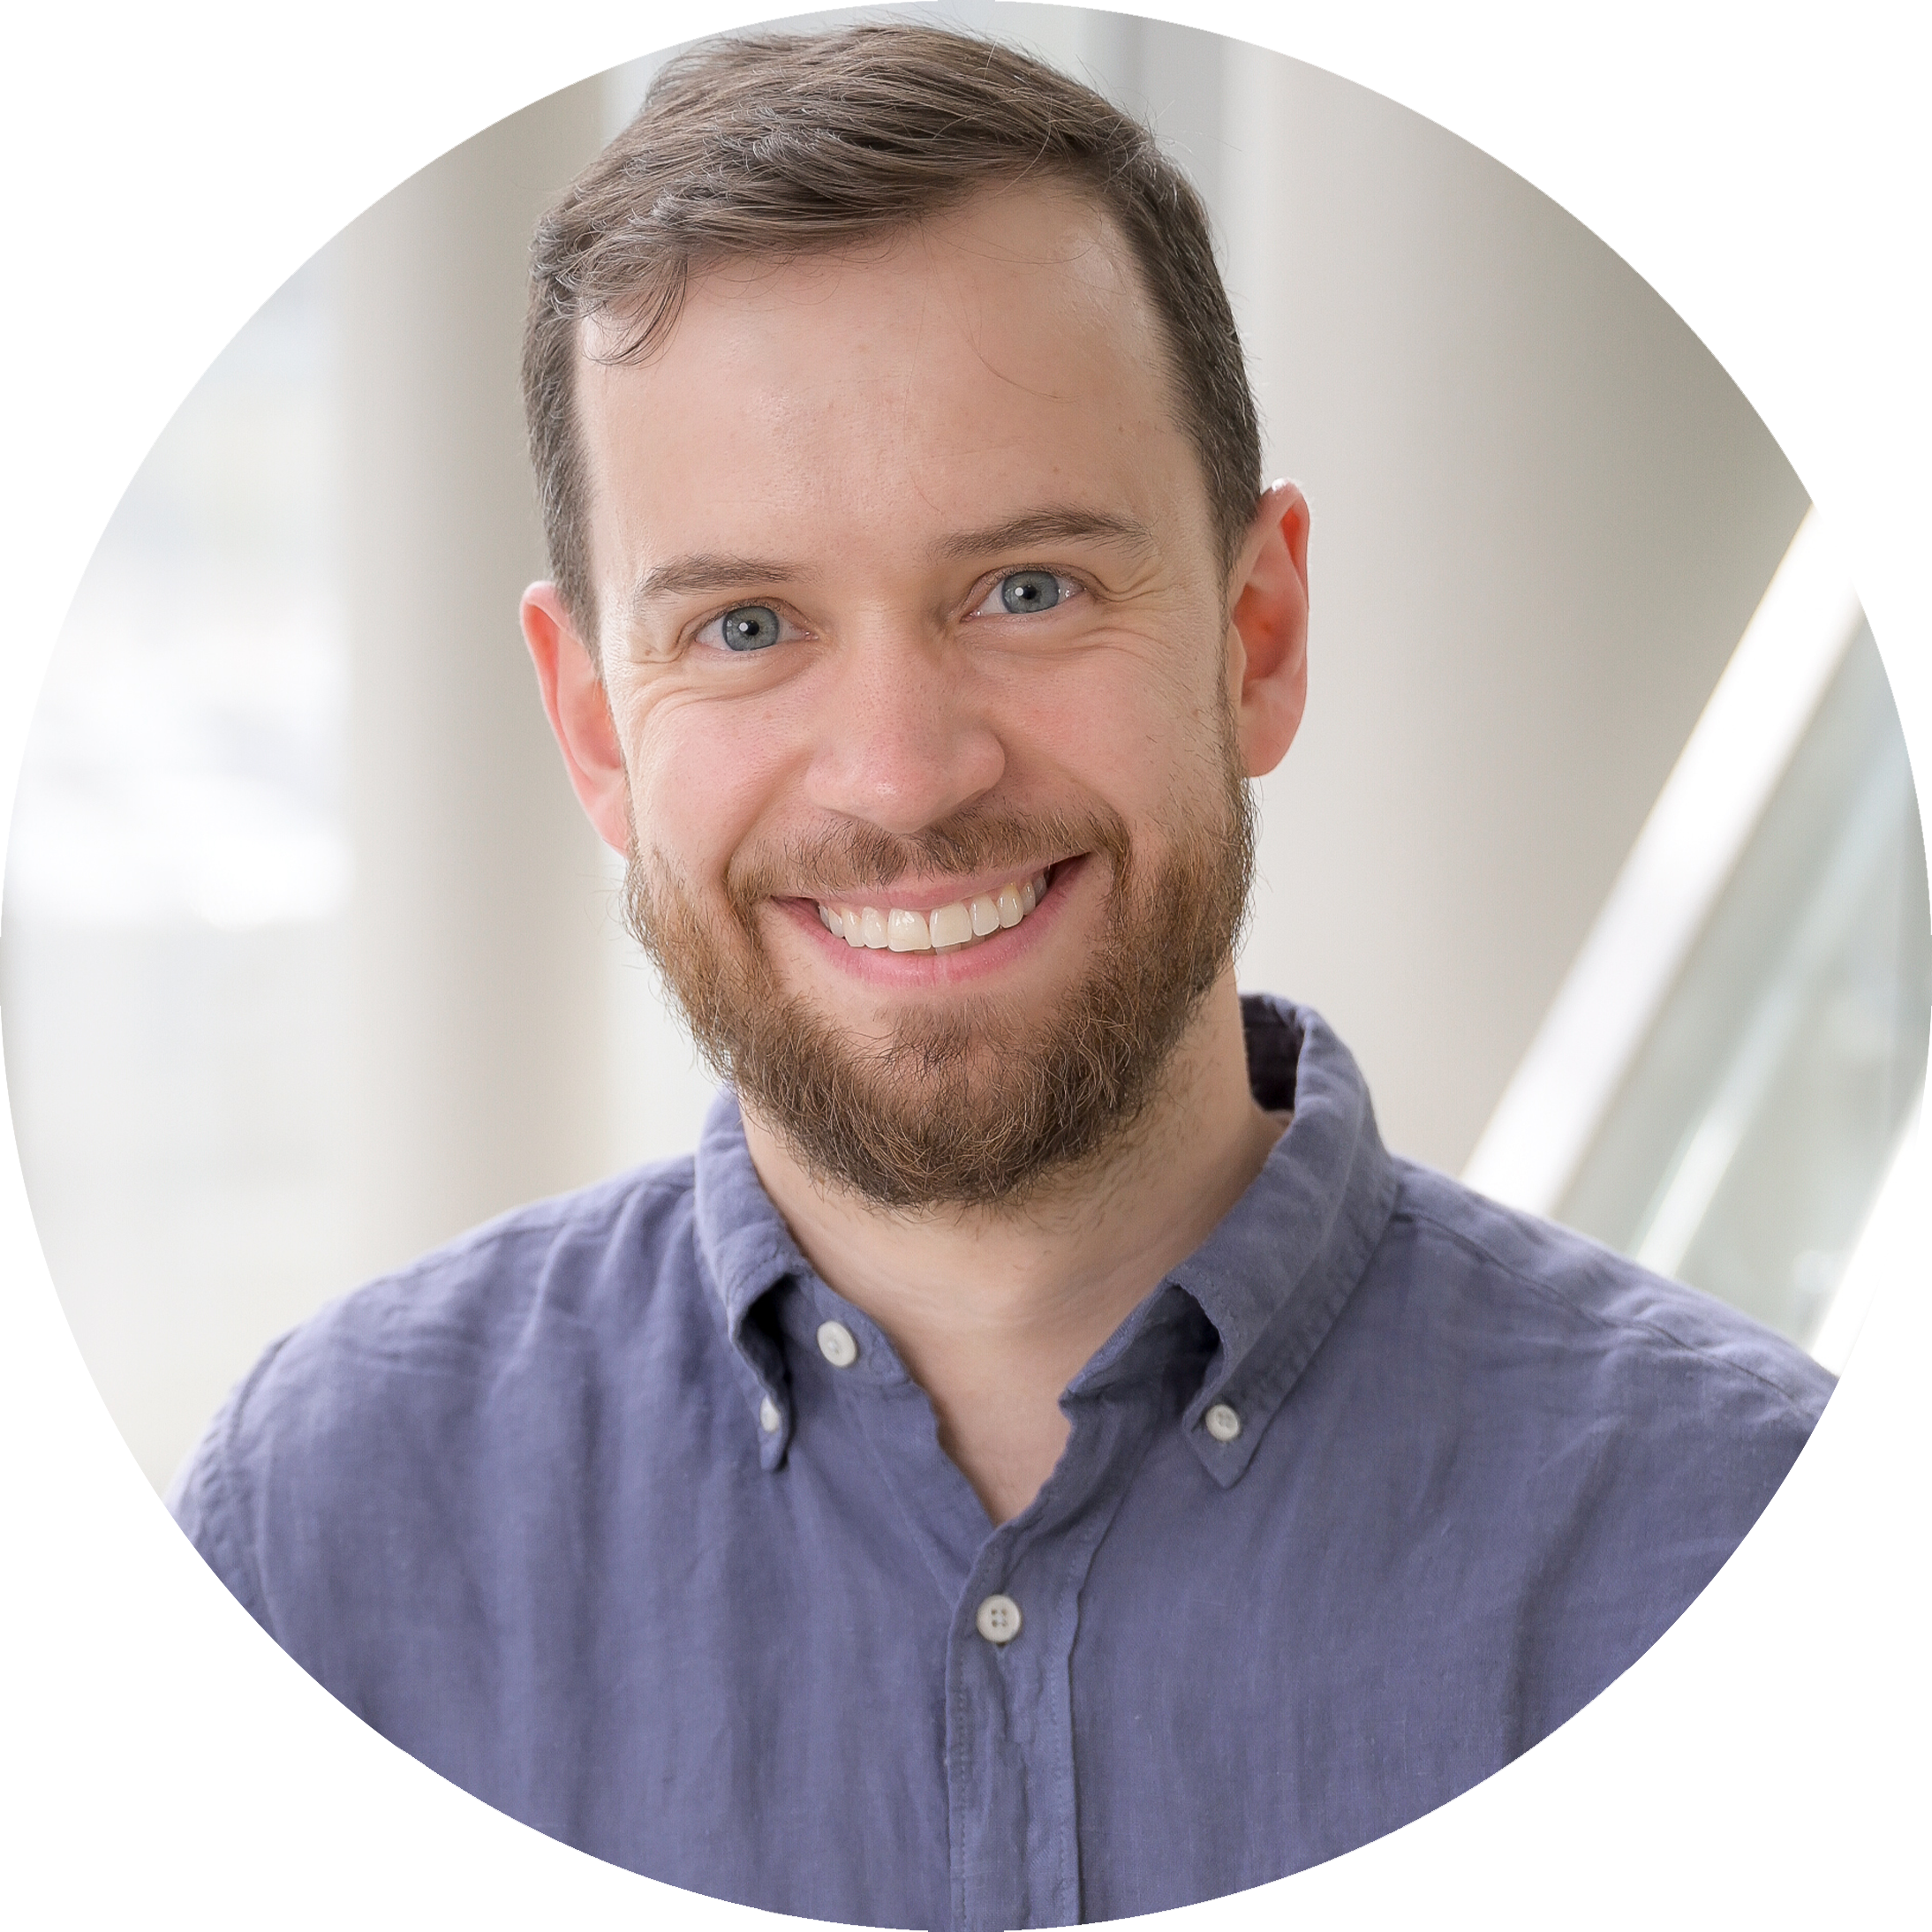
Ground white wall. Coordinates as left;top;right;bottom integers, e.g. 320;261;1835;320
1212;41;1806;1165
335;77;623;1279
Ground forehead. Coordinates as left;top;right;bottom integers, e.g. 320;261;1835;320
571;183;1211;593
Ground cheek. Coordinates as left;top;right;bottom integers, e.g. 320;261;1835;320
620;688;796;882
998;628;1223;808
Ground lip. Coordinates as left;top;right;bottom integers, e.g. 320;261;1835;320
776;854;1091;985
802;858;1069;919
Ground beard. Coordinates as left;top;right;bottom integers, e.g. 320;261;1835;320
623;741;1256;1211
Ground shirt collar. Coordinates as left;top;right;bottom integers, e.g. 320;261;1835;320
1147;995;1400;1486
691;1092;812;1469
691;993;1398;1483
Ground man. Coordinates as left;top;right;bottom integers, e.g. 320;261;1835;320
171;23;1831;1928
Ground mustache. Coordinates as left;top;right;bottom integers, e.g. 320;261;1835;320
724;804;1133;908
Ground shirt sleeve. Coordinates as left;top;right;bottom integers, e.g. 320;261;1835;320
98;1422;337;1932
1700;1468;1932;1924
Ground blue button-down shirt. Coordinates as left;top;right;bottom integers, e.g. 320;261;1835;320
170;996;1830;1927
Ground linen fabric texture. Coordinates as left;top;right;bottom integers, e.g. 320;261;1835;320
170;996;1831;1928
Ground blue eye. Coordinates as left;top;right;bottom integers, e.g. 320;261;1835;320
999;570;1062;614
717;605;782;651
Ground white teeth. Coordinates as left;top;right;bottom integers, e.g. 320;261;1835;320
930;902;974;949
887;908;932;952
819;871;1055;955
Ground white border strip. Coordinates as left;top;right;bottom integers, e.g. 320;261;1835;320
3;1514;155;1700
1461;507;1864;1214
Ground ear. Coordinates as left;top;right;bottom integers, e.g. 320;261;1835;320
521;583;632;854
1224;480;1310;779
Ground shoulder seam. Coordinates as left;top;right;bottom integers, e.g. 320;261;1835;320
1388;1190;1824;1423
365;1158;697;1289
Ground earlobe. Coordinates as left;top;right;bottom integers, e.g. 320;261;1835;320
1226;481;1310;780
521;583;633;853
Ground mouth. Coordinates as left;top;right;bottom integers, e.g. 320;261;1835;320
811;864;1059;956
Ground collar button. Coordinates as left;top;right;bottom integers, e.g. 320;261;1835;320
1204;1401;1242;1443
817;1320;858;1368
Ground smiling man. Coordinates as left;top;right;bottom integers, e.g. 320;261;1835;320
171;23;1832;1928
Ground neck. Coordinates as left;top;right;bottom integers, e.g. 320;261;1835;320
740;971;1284;1524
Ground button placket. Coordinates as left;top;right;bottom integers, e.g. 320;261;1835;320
945;1377;1174;1932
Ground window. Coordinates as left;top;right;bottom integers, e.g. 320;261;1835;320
2;258;353;1485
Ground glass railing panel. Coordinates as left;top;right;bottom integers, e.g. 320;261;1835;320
1554;625;1929;1349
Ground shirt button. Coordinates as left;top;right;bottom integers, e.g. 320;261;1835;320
1204;1401;1242;1443
758;1397;781;1434
816;1320;858;1368
975;1594;1023;1645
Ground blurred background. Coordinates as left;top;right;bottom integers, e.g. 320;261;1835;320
4;4;1926;1494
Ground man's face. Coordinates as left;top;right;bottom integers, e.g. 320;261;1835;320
561;183;1293;1207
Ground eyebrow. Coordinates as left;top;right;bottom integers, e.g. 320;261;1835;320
623;555;803;625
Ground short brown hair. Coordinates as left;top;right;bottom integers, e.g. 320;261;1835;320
523;19;1262;643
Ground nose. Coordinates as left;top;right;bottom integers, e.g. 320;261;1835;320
801;620;1006;836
